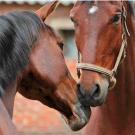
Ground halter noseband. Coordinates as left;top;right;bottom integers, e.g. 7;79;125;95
77;2;130;89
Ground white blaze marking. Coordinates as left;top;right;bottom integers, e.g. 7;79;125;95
89;6;98;14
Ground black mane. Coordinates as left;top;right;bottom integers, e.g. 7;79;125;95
0;11;43;97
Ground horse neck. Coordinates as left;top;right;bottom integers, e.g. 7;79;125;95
1;80;17;118
0;100;18;135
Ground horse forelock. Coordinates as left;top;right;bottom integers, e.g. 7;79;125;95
0;11;44;97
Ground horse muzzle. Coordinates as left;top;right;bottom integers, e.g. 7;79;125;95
62;102;91;131
77;77;109;107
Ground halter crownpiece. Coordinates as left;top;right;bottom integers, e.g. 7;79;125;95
77;2;130;89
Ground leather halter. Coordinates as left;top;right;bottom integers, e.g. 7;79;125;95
77;2;130;89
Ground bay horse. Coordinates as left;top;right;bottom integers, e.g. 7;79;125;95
70;1;135;135
1;2;90;132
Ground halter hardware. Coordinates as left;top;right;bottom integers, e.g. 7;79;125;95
77;2;130;89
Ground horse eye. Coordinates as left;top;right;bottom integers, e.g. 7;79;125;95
58;42;64;50
71;17;75;22
71;17;77;24
111;13;121;24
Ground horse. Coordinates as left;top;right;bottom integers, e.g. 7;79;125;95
1;1;90;132
70;1;135;135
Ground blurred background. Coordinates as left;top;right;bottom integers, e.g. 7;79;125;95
0;0;83;135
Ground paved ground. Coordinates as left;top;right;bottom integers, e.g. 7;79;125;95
13;60;84;135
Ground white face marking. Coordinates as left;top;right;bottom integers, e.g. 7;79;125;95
89;6;98;14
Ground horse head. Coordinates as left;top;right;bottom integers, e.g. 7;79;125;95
70;1;128;107
17;2;90;131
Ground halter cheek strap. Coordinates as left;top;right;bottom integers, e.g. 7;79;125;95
77;3;130;89
77;37;127;89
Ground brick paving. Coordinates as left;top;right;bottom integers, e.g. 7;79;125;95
13;60;84;135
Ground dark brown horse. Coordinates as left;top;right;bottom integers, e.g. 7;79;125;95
71;1;135;135
1;2;90;132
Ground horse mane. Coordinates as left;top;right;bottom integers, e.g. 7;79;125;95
0;11;44;97
128;1;135;19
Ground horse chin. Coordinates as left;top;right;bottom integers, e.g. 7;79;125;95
62;104;91;131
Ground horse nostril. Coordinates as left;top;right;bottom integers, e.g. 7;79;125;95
90;84;100;98
77;83;80;89
77;83;86;97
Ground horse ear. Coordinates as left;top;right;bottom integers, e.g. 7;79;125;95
35;1;59;21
